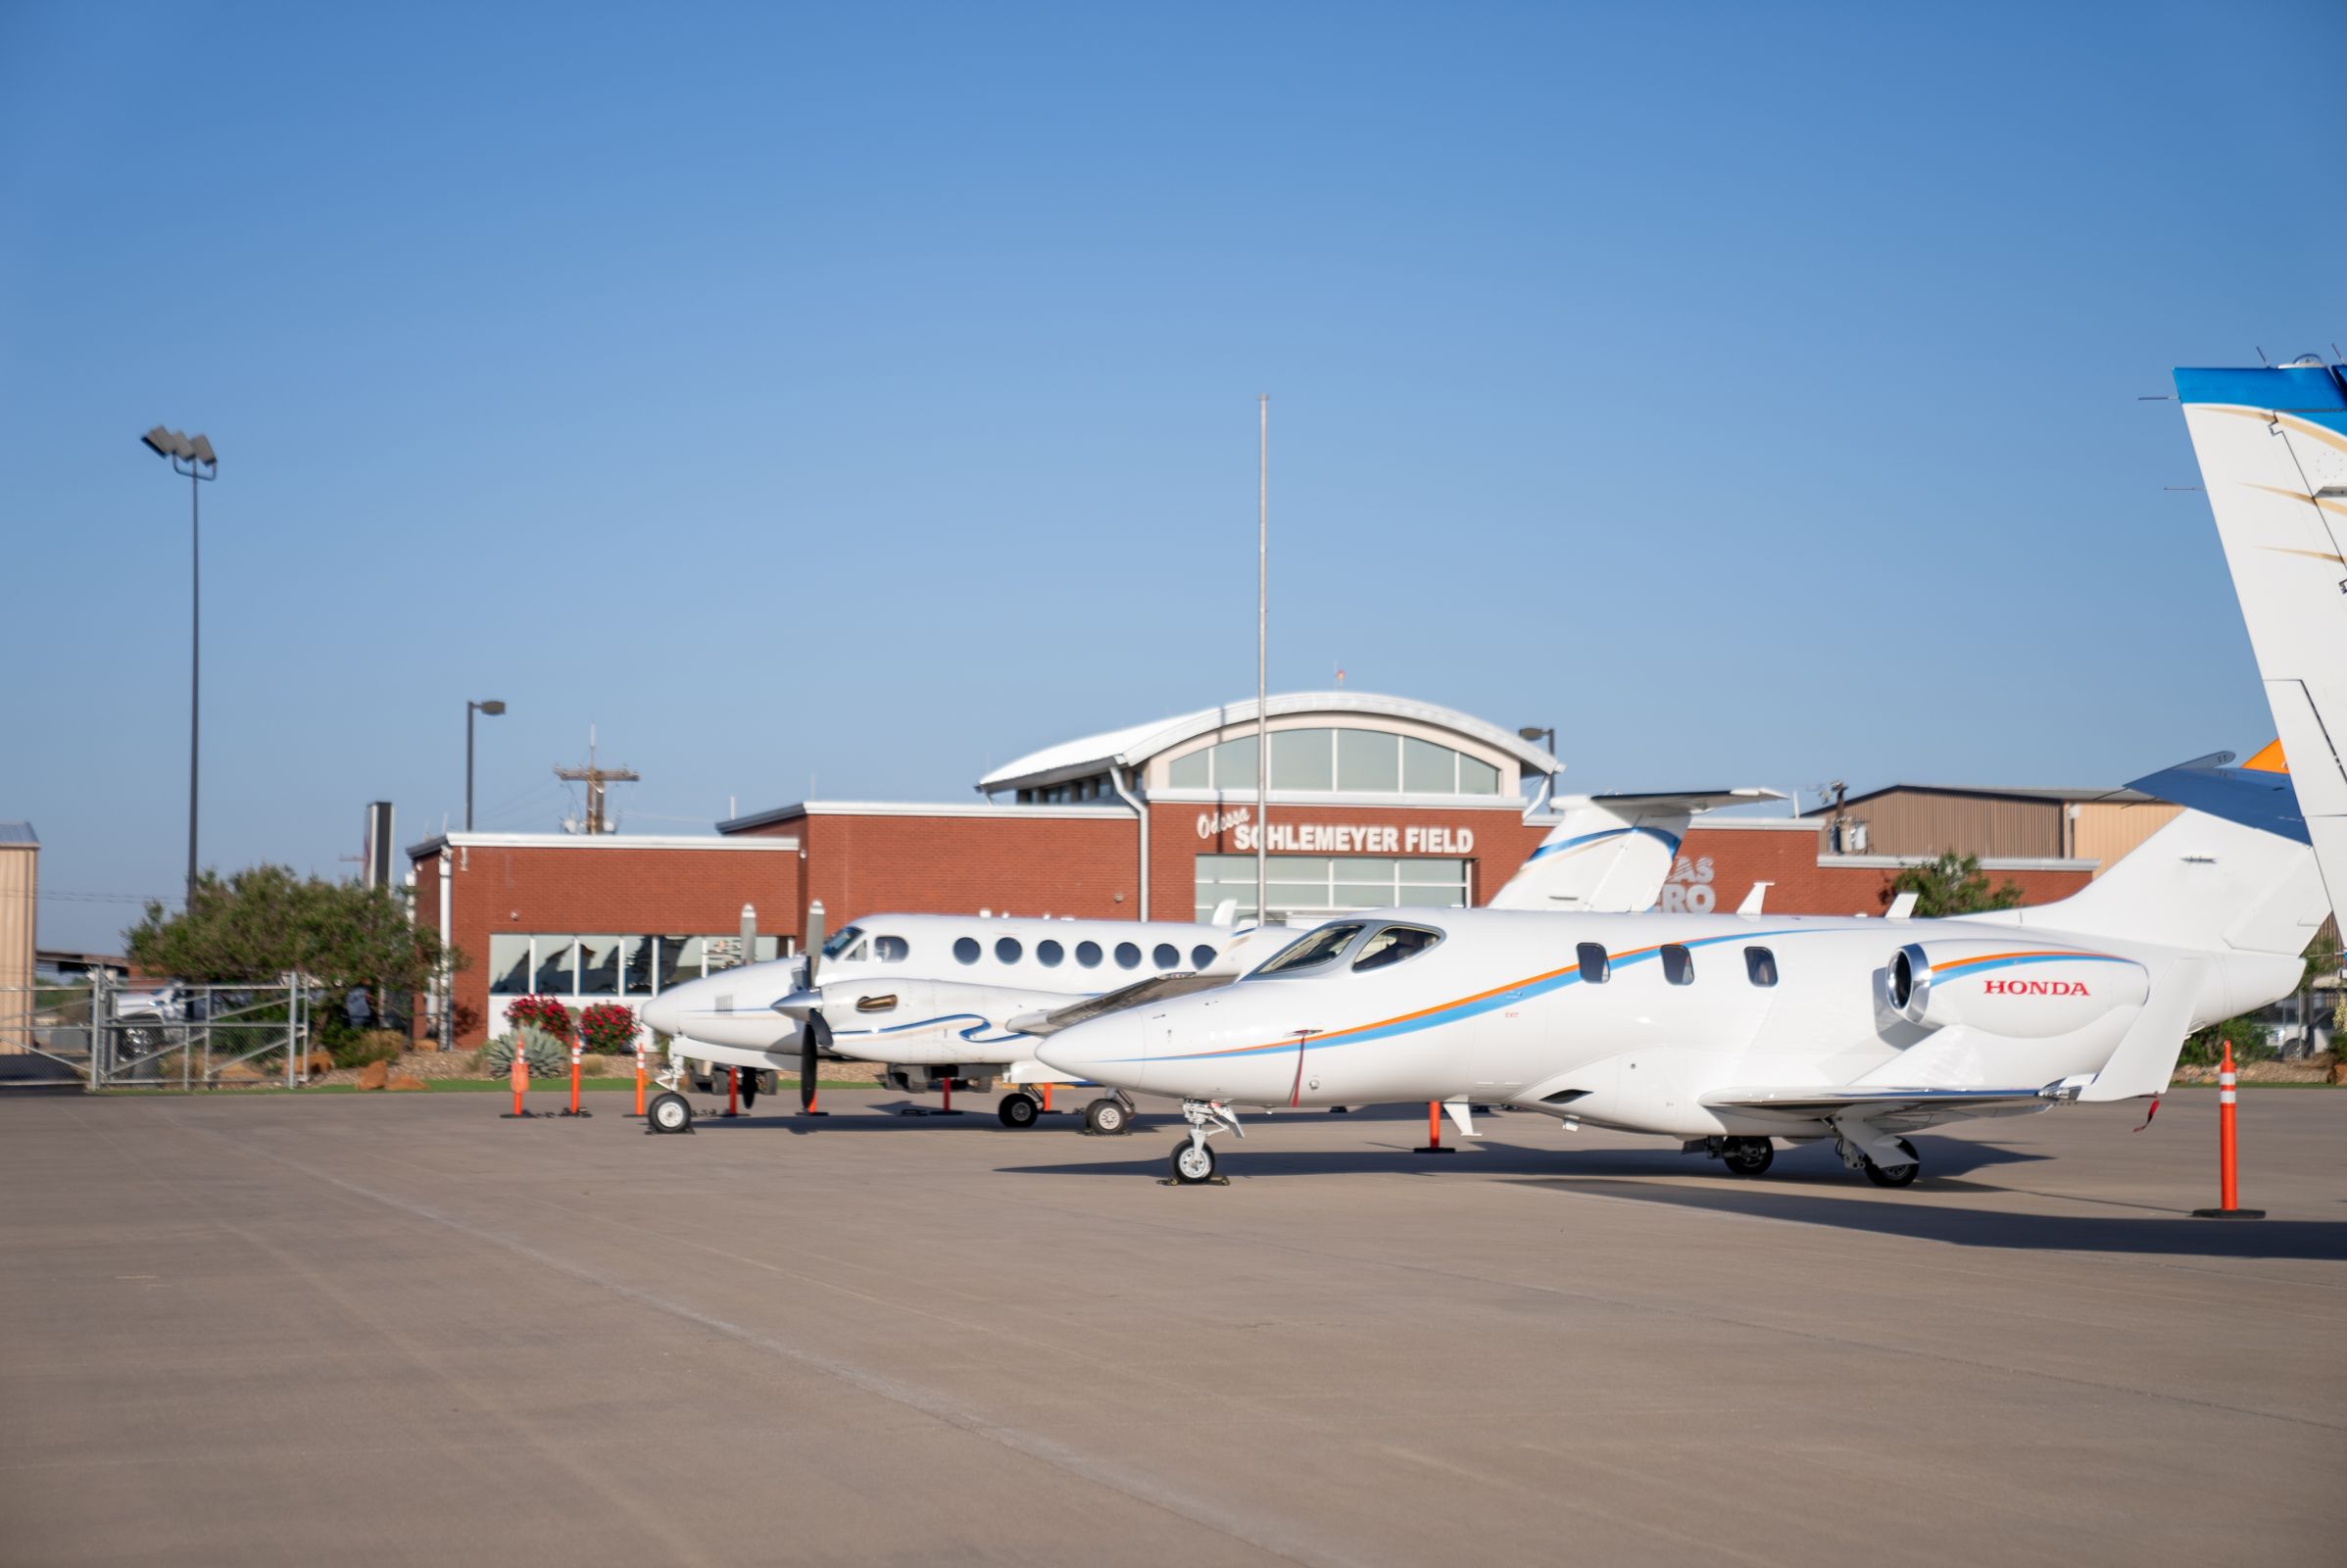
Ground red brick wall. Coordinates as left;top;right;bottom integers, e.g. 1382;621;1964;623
1164;803;1546;920
1659;827;2091;916
422;844;803;1048
740;812;1142;928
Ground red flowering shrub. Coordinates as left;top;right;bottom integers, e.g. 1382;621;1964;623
505;995;572;1039
577;1002;638;1056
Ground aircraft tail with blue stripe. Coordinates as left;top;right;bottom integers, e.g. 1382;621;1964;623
2175;360;2347;916
1490;790;1782;911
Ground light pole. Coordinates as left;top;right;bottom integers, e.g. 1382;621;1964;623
466;700;507;830
141;426;217;907
1518;725;1557;799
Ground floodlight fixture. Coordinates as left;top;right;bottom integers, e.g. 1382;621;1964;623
186;433;217;466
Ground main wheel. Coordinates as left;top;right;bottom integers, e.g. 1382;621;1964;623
1863;1139;1920;1188
1721;1137;1775;1177
1085;1098;1130;1136
648;1091;694;1135
998;1092;1040;1129
1169;1139;1218;1184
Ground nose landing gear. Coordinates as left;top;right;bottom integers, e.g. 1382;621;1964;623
1167;1101;1243;1185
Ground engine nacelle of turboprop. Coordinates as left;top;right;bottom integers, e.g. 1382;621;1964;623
1886;940;2149;1039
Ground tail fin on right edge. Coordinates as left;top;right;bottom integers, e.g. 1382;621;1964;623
2176;363;2347;913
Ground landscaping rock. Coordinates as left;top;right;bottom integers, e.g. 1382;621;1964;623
2331;1059;2347;1086
356;1060;390;1091
385;1073;428;1092
304;1051;334;1079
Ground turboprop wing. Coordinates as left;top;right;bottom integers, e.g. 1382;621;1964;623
1490;789;1784;911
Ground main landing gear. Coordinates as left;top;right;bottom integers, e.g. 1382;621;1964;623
998;1092;1041;1128
1860;1139;1922;1188
1167;1101;1243;1185
1083;1094;1138;1136
1691;1136;1775;1176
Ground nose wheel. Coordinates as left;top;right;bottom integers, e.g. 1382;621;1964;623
1164;1100;1242;1185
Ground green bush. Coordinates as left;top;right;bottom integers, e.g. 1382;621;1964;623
480;1028;565;1078
331;1029;408;1070
2177;1014;2274;1067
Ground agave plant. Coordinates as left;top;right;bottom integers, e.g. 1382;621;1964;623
481;1028;566;1079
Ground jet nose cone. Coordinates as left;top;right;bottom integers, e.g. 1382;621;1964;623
1037;1014;1151;1092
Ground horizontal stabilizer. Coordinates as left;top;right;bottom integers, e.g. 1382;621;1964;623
2126;754;2307;844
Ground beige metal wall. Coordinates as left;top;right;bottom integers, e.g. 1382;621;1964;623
1846;793;2064;858
2071;800;2181;876
0;843;34;1051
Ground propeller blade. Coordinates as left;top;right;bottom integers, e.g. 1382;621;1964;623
802;1009;827;1112
804;900;827;984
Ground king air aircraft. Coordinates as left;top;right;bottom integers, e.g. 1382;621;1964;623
634;791;1772;1134
1032;763;2326;1185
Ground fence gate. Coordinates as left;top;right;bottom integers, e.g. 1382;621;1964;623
0;976;318;1093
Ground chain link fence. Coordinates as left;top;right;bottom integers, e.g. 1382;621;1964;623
0;976;319;1091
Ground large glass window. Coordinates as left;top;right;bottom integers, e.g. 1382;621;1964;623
1271;728;1335;790
578;936;623;996
1196;855;1471;922
489;934;531;995
533;938;577;993
1402;737;1455;793
1337;730;1400;792
1168;749;1209;788
658;936;704;991
621;937;655;997
1458;756;1500;795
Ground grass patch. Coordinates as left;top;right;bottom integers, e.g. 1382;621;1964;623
96;1077;880;1097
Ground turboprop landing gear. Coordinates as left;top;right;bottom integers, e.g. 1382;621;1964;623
1083;1094;1136;1136
1862;1139;1921;1188
998;1092;1041;1129
1720;1137;1774;1177
1165;1101;1243;1185
647;1091;694;1135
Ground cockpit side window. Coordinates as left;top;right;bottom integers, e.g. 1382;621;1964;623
874;935;909;962
1249;922;1367;978
821;925;864;960
1352;924;1443;973
841;937;869;962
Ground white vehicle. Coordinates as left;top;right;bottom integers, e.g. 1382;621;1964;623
636;790;1767;1133
2174;359;2347;910
1032;764;2325;1185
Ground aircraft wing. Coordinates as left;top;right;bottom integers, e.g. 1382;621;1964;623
1491;789;1785;911
1700;1083;2081;1117
1007;971;1231;1036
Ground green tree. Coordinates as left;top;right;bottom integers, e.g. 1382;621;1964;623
126;865;461;992
1883;852;2027;917
2179;1013;2274;1067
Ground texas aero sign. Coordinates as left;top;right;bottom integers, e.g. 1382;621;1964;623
1196;808;1474;856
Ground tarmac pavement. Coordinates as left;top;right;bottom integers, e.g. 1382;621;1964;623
1;1086;2340;1566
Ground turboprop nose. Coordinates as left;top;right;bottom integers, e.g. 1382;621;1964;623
1036;1013;1154;1093
640;970;800;1051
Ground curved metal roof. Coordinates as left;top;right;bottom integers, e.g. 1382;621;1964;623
978;692;1562;793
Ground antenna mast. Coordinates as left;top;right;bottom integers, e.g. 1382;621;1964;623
555;725;639;834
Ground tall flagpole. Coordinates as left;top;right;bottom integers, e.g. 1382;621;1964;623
1256;395;1268;926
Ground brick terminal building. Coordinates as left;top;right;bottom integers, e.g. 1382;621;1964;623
410;692;2125;1048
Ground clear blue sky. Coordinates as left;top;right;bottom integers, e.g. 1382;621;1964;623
6;2;2344;952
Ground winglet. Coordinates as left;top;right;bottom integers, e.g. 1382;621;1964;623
1736;882;1770;915
1885;891;1918;920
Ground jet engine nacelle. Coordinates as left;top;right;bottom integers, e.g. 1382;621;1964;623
1887;940;2149;1039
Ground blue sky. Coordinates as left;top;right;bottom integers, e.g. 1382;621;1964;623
5;2;2344;951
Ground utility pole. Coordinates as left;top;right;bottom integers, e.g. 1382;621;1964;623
1255;394;1269;928
556;727;639;835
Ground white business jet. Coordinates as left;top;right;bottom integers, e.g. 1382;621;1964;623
1032;762;2324;1184
2174;359;2347;909
635;789;1772;1134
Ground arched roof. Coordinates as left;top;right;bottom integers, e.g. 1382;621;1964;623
977;691;1562;794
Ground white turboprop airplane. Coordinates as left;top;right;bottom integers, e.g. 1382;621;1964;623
1031;762;2324;1185
2174;359;2347;910
634;790;1775;1133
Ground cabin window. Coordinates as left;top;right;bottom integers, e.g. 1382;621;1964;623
1114;942;1143;970
1037;939;1064;967
1191;944;1217;969
1152;943;1180;970
1744;947;1779;987
1353;924;1442;973
995;937;1023;964
1250;921;1366;977
1661;944;1694;986
874;935;909;962
953;937;981;965
1576;943;1610;984
1076;941;1103;968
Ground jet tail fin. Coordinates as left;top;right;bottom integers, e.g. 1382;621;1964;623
2176;362;2347;911
1491;790;1782;911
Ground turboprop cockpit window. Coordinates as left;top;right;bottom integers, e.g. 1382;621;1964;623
1352;924;1442;973
874;936;909;962
822;925;864;960
1250;922;1367;978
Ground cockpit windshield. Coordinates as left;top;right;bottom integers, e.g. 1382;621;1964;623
821;924;864;960
1352;924;1442;972
1247;922;1366;978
